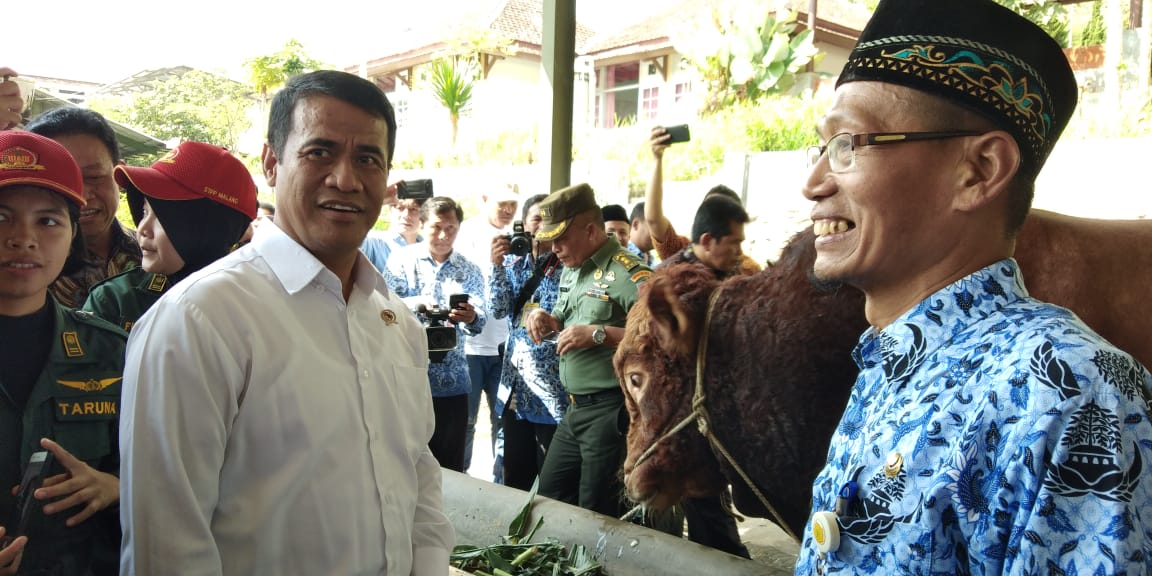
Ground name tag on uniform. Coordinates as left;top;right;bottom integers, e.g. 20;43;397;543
54;396;119;421
521;302;541;327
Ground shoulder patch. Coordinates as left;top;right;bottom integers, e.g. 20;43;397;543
613;251;641;272
147;274;168;293
630;270;652;284
62;331;85;358
69;309;130;339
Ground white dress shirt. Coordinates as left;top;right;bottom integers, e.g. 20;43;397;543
119;223;454;576
455;217;509;355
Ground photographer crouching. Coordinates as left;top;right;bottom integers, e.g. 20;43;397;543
385;196;487;472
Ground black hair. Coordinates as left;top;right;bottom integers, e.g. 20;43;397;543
267;70;397;166
420;196;464;224
630;201;645;223
26;108;122;165
703;184;741;205
522;193;548;221
691;196;749;243
258;201;276;216
60;203;87;277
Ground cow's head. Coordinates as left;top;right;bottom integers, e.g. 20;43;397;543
615;264;727;509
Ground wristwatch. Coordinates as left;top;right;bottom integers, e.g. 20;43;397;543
592;325;607;345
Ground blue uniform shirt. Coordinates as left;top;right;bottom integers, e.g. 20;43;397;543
796;259;1152;575
385;245;486;397
488;252;568;424
361;231;421;273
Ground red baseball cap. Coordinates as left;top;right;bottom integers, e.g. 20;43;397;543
0;131;85;207
115;141;258;220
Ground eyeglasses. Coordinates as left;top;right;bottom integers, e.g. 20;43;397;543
806;131;985;173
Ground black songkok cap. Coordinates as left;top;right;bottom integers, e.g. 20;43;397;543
838;0;1078;177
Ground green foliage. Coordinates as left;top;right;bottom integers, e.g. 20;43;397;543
992;0;1071;47
90;70;253;151
443;24;518;60
450;482;603;576
673;1;820;113
1079;0;1106;46
245;39;327;100
429;58;476;146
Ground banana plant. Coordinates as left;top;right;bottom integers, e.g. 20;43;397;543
675;1;820;113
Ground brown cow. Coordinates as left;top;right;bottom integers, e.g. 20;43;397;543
615;210;1151;539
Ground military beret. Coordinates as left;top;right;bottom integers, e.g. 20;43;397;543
537;183;599;241
838;0;1078;177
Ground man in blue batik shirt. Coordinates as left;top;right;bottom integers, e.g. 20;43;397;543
386;196;486;473
487;193;568;490
796;0;1152;574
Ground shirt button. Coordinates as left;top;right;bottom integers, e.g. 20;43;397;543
362;369;369;378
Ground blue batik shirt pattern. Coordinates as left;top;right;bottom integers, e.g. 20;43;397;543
361;231;421;273
796;259;1152;575
488;252;568;424
385;245;486;397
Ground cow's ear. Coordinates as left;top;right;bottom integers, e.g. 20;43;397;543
644;276;695;356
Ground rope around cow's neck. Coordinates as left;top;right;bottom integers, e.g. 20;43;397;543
623;285;800;543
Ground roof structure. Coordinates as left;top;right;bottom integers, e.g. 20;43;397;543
26;90;168;160
351;0;598;79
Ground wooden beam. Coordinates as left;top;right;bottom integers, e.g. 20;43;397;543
480;53;505;80
398;67;414;89
651;55;670;82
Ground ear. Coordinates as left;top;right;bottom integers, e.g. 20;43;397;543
953;131;1018;213
261;142;279;188
643;276;696;357
697;232;717;253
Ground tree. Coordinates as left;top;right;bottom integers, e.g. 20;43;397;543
429;58;475;146
673;1;820;114
90;70;253;152
245;39;326;101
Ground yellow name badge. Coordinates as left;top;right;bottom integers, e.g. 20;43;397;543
521;302;541;327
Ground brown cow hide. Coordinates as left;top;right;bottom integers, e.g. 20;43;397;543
616;210;1151;538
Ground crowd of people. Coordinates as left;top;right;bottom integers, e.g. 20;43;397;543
0;0;1150;573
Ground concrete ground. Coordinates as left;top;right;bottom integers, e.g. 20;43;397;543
465;410;799;569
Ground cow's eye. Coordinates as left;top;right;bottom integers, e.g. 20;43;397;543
627;373;643;391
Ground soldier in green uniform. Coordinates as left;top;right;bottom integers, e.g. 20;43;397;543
0;131;126;575
83;142;257;331
526;183;651;517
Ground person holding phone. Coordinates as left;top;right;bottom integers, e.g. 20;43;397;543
386;196;487;473
0;131;127;575
643;126;762;275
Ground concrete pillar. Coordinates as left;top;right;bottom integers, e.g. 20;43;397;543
540;0;577;193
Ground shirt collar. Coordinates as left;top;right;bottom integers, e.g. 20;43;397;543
852;258;1029;372
253;223;343;295
585;237;620;272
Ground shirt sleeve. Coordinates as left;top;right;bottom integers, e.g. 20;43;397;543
410;446;454;576
119;298;242;575
488;260;516;321
651;224;688;261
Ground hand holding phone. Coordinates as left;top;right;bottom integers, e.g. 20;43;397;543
449;294;470;310
1;451;54;549
663;124;691;145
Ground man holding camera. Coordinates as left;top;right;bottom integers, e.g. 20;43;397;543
386;196;486;473
456;183;519;480
526;183;650;517
360;180;426;272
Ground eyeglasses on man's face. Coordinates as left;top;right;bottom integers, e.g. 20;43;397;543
806;131;986;173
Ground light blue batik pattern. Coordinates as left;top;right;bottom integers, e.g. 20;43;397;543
385;245;486;397
796;259;1152;575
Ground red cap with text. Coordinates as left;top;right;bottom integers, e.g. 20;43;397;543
115;141;258;219
0;131;85;207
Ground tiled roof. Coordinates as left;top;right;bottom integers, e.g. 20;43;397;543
583;0;869;56
353;0;597;73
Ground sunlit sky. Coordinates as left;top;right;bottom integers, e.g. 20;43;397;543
7;0;656;84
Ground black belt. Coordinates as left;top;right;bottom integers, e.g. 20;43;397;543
568;387;623;407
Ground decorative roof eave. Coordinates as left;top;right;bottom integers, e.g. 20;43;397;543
350;39;544;79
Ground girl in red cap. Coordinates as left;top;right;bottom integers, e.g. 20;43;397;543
82;141;257;331
0;130;126;575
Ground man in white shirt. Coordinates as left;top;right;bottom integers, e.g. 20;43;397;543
455;183;518;481
118;70;454;576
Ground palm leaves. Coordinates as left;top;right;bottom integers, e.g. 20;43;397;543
430;58;476;146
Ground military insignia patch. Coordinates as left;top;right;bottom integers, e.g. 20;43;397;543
631;270;652;284
147;274;168;292
613;252;640;271
62;331;84;357
381;309;398;325
0;146;46;171
57;377;122;392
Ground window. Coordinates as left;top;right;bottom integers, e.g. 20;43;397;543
675;81;692;102
642;87;660;119
596;63;640;128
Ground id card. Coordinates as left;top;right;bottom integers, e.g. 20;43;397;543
520;302;541;327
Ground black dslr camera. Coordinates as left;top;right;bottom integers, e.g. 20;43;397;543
413;294;468;363
397;179;434;200
505;220;532;257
